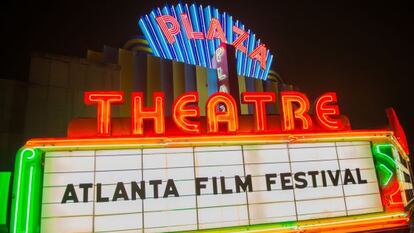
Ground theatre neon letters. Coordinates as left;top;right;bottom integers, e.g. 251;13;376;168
84;91;344;136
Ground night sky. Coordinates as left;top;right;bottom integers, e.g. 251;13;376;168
1;1;413;148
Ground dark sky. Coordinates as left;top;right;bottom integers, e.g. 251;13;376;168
1;1;413;148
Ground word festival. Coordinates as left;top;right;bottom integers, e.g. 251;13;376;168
84;90;344;136
62;168;367;203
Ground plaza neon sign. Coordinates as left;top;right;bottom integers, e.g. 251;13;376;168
138;3;274;79
155;14;267;69
84;91;344;136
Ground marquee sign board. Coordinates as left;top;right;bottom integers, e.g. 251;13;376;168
40;141;382;233
5;1;413;232
11;130;412;233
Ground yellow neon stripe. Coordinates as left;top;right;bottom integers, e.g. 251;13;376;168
118;49;134;117
196;66;208;116
254;79;263;92
123;39;149;49
172;61;185;99
238;76;248;114
131;46;152;53
147;56;161;105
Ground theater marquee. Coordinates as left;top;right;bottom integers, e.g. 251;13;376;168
7;2;413;233
10;90;413;233
42;142;381;232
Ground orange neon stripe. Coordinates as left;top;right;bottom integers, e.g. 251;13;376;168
172;92;200;133
242;92;276;132
131;92;165;135
84;92;124;136
281;91;312;131
315;92;342;130
206;92;238;133
25;130;400;151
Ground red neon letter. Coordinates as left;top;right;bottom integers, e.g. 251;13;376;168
315;92;342;130
156;15;180;43
206;93;238;133
84;91;124;136
172;92;200;133
242;92;275;132
180;13;205;40
206;18;227;43
232;26;249;53
131;92;165;135
249;44;267;69
280;91;313;131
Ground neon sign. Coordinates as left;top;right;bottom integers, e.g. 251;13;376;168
84;91;344;136
138;3;274;79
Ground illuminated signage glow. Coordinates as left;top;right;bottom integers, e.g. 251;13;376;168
10;135;410;233
138;3;274;79
6;1;412;232
83;91;344;136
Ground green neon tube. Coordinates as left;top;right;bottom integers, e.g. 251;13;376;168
10;148;43;233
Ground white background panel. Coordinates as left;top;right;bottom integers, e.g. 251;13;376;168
245;163;291;176
94;213;142;232
144;195;196;211
291;160;339;173
343;182;380;196
144;209;197;230
340;168;378;183
336;143;372;159
289;147;337;162
249;202;296;221
40;144;384;232
143;148;193;169
195;165;244;177
291;161;340;187
143;167;194;181
95;170;141;184
145;225;195;233
44;156;95;173
96;183;132;202
195;146;243;166
294;185;343;200
41;216;93;233
43;172;94;187
198;192;246;208
296;197;346;216
250;175;283;191
41;202;93;218
194;176;242;195
339;158;375;170
250;216;296;225
45;150;94;158
144;179;195;198
348;207;383;216
243;144;287;151
243;144;289;164
96;155;141;171
345;194;383;211
336;141;370;147
96;149;141;156
42;186;94;204
95;199;142;215
298;210;347;221
248;190;294;204
198;205;249;229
